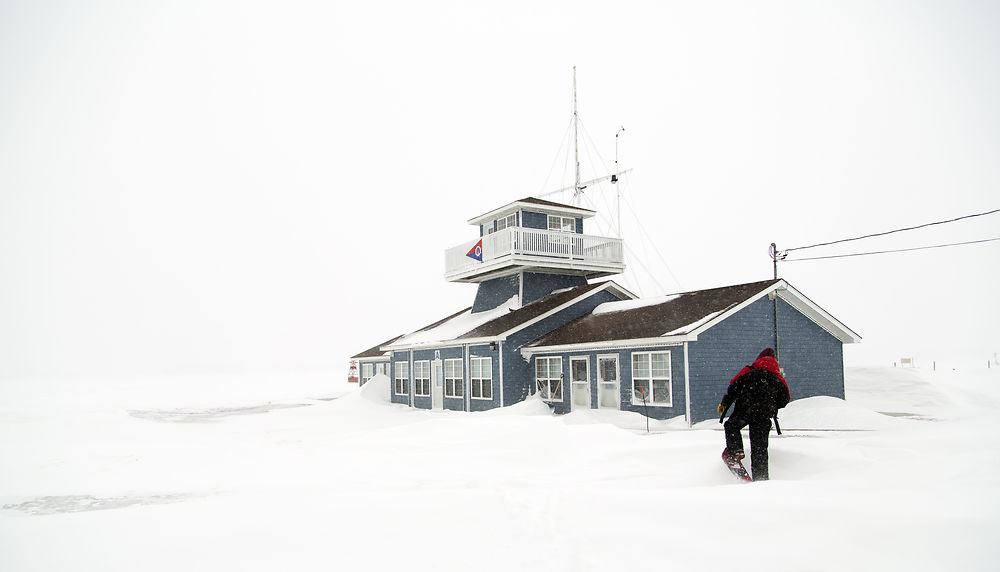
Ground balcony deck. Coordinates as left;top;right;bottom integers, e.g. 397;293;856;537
444;227;625;283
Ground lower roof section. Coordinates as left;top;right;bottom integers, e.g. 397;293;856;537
520;279;860;357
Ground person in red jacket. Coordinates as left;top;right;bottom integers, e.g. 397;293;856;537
718;348;790;481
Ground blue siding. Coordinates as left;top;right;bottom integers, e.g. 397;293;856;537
775;298;845;401
472;275;519;313
386;287;847;422
686;296;846;423
435;346;466;412
686;297;777;423
472;274;589;313
410;348;437;410
356;358;388;387
521;210;583;233
618;345;686;419
535;345;686;419
389;350;412;406
468;344;501;412
522;273;587;305
390;345;504;411
504;289;624;407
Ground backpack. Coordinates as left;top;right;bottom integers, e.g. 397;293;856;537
732;365;790;417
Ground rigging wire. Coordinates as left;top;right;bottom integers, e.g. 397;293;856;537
622;241;668;295
540;103;685;295
783;208;1000;253
567;154;677;295
581;117;684;292
537;116;576;197
783;237;1000;262
619;192;684;291
568;183;658;297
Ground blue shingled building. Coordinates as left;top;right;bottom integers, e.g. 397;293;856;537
352;197;860;424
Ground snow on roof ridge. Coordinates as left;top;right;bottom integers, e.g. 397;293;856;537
592;293;682;315
662;310;724;336
392;295;520;347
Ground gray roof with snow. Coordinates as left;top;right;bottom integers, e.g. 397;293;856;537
522;279;860;350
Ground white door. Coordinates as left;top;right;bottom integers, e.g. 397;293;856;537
570;357;591;410
597;355;619;409
431;359;443;410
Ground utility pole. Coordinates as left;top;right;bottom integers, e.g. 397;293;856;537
770;243;779;279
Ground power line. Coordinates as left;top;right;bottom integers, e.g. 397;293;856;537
783;208;1000;253
783;237;1000;262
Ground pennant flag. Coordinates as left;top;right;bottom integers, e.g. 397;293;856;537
466;239;483;262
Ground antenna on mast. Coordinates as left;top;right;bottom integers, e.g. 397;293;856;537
614;126;625;238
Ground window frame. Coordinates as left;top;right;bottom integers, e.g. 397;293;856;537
630;350;672;407
496;213;517;232
470;356;493;400
444;358;463;398
535;356;564;402
394;361;410;396
361;363;374;383
547;215;576;233
413;360;430;397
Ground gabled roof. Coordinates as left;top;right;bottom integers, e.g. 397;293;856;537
382;281;633;351
467;197;596;226
457;282;607;339
351;335;405;359
521;279;860;355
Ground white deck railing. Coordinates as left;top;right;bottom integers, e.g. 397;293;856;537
444;227;624;280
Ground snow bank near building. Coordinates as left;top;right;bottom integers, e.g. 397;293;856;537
358;373;391;403
1;366;998;572
778;396;906;430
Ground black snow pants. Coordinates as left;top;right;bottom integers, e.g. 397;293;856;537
724;408;773;481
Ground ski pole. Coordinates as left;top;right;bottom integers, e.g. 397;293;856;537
773;415;782;435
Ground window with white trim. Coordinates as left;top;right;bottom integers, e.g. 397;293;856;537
414;360;430;397
496;213;517;232
394;361;409;395
376;363;387;376
444;358;463;398
535;356;563;401
361;363;374;383
631;351;671;406
547;215;576;233
470;357;492;400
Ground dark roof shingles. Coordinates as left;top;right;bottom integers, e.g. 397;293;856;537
457;282;607;339
525;279;780;347
351;335;405;359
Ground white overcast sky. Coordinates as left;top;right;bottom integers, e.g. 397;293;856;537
1;0;998;378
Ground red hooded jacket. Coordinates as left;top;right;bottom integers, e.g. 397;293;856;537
729;355;788;389
720;354;790;412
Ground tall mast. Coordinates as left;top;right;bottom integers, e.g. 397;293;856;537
615;126;624;238
573;66;581;202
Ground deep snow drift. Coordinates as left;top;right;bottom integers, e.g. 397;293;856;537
1;367;998;571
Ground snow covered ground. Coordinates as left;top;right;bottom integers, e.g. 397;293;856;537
1;366;998;571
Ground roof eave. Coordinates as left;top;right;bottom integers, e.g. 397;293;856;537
521;335;692;358
384;281;633;352
777;282;862;344
684;279;861;344
489;280;634;340
382;336;502;352
467;200;596;226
